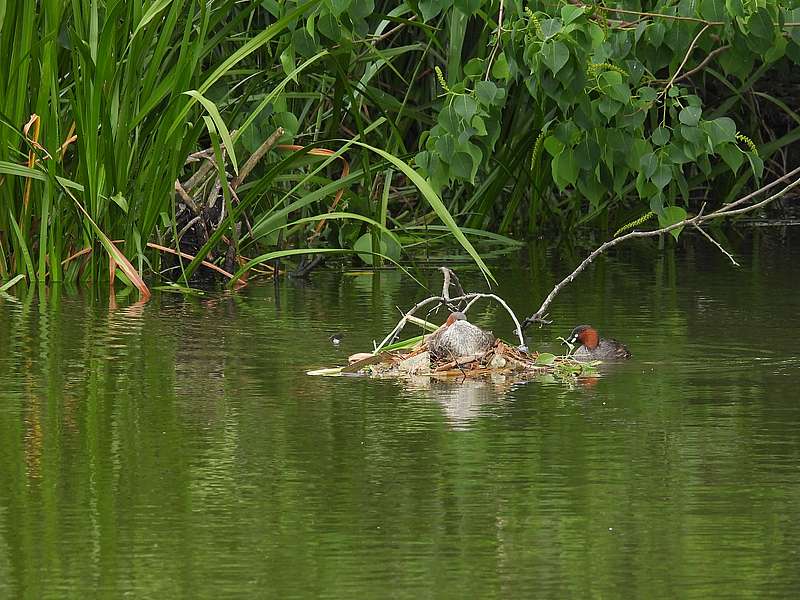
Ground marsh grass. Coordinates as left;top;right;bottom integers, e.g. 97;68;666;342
4;2;795;295
1;1;510;293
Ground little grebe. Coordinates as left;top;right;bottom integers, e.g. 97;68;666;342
429;312;495;359
566;325;631;361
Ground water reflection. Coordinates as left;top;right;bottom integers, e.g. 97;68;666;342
401;376;515;429
1;230;799;598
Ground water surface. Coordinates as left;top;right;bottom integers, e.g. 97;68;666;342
1;232;799;598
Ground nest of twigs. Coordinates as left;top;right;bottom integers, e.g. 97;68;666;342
309;267;597;382
343;338;589;380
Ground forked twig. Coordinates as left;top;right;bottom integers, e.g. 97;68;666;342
692;223;739;266
373;282;528;354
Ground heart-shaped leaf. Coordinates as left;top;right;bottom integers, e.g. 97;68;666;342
541;40;569;76
679;106;702;127
658;206;688;240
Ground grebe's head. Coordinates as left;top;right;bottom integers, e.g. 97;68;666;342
567;325;599;350
445;311;467;326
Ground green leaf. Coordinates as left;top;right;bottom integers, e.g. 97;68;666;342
658;206;688;240
536;352;557;366
274;112;299;141
607;83;631;104
491;52;510;80
747;152;764;180
317;13;341;41
111;193;129;213
419;0;445;21
462;141;483;182
561;5;585;25
166;0;318;139
349;0;373;20
329;0;352;16
652;127;670;146
588;23;605;47
454;95;478;120
598;70;623;87
471;115;487;136
454;0;480;16
598;97;621;120
726;0;745;18
414;151;430;172
464;58;484;77
577;175;605;208
543;135;565;157
539;19;562;40
639;152;658;178
447;152;469;180
184;90;239;174
718;143;744;174
279;47;296;81
541;40;569;76
6;209;35;281
353;232;401;265
435;134;456;162
700;0;727;22
764;36;787;64
678;106;701;127
131;0;173;39
701;117;737;145
747;8;774;43
646;21;665;47
651;164;672;191
475;80;503;106
0;274;26;292
552;150;579;188
636;85;658;102
788;9;800;44
680;124;707;147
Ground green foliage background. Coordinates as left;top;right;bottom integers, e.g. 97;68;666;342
1;0;798;287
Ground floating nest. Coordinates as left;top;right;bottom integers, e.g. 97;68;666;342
354;339;592;379
311;337;595;382
308;268;596;382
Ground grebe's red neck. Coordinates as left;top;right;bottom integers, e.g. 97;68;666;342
578;327;600;349
568;325;600;349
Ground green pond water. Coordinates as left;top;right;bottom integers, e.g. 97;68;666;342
1;232;799;598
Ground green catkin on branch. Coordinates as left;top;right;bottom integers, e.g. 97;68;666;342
530;130;545;171
587;62;628;78
434;66;451;94
524;7;543;38
614;211;655;237
736;133;758;154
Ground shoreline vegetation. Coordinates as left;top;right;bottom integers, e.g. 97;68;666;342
1;1;799;307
